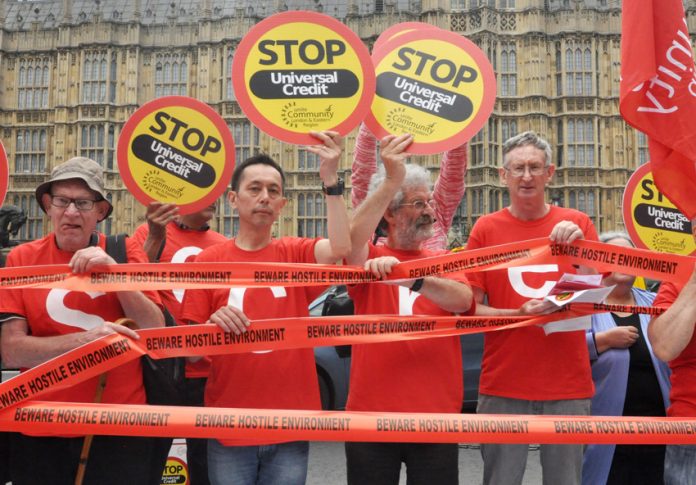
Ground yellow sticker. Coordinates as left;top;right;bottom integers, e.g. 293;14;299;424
623;163;696;255
160;456;188;485
118;96;235;214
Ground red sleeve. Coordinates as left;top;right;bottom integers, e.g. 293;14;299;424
180;248;217;325
432;143;467;235
654;281;681;307
463;219;487;292
289;237;320;264
131;223;149;247
443;267;476;316
288;237;324;300
0;247;27;317
351;123;378;209
181;288;213;325
581;215;599;242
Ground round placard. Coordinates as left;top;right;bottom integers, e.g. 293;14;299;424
117;96;235;215
622;162;696;255
365;28;496;154
232;11;375;145
373;22;438;52
0;141;8;206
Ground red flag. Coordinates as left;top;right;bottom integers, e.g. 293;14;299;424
620;0;696;219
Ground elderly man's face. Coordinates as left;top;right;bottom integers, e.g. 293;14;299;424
500;144;554;204
42;180;107;252
388;186;436;248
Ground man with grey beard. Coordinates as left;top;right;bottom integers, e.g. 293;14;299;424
343;134;475;485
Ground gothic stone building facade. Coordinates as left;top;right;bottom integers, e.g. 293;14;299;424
0;0;687;244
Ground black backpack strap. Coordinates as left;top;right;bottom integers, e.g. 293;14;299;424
105;233;128;264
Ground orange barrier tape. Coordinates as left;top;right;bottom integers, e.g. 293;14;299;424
3;237;687;292
0;301;669;414
569;302;667;316
0;311;591;412
0;238;545;291
0;238;685;444
3;401;696;445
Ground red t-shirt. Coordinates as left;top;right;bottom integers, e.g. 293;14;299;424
133;222;227;378
466;206;598;400
0;233;162;407
653;281;696;417
181;237;324;446
346;245;470;413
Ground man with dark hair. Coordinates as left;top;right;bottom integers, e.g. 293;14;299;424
133;200;227;485
230;154;286;193
181;131;350;485
344;134;475;485
466;132;598;485
0;156;164;484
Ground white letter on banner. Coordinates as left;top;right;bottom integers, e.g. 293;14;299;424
507;265;558;299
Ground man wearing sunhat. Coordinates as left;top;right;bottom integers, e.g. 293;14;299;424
0;156;164;485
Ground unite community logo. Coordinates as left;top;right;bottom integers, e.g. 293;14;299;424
280;102;335;129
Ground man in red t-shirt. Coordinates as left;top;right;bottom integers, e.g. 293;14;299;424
133;202;227;485
344;134;475;485
649;267;696;484
181;131;350;485
465;132;598;485
0;157;164;484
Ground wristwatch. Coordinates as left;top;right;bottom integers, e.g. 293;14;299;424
322;177;345;196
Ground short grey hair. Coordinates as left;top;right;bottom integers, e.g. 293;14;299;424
599;231;635;247
503;131;552;167
367;163;432;211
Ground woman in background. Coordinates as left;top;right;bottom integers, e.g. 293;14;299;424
582;231;671;485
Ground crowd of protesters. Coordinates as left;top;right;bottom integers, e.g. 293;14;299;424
0;129;690;485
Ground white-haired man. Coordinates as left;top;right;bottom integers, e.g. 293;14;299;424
344;134;475;485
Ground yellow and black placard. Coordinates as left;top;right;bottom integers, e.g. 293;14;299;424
623;162;696;255
160;457;188;485
366;28;495;154
117;96;235;214
231;11;375;145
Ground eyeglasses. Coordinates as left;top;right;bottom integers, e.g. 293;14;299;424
49;194;98;211
504;164;548;177
399;199;436;211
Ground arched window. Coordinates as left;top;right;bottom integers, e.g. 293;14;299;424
155;53;188;97
587;191;595;217
82;52;112;103
80;123;113;168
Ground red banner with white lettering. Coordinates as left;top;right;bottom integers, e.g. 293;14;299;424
620;0;696;219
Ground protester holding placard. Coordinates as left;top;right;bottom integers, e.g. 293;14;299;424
181;130;350;485
465;132;598;485
351;123;467;250
133;201;227;485
0;157;165;484
649;236;696;484
344;133;474;485
582;232;670;485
